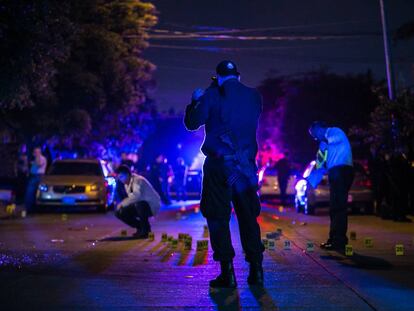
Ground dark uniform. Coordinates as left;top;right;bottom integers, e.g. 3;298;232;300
184;68;264;269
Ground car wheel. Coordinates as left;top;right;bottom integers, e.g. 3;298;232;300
97;204;107;213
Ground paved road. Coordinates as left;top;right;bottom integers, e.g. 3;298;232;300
1;201;413;310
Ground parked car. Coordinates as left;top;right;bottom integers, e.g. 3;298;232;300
258;166;298;198
295;161;373;215
36;159;115;212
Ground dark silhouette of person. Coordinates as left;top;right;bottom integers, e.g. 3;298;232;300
274;153;291;205
184;60;264;288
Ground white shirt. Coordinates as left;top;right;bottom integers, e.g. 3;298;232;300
120;174;161;216
321;127;353;170
30;155;47;174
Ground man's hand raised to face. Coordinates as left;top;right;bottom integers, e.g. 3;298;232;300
192;88;205;101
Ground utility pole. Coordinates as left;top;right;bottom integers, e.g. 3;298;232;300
379;0;396;101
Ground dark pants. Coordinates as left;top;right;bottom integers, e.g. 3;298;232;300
201;157;264;264
25;174;42;212
328;165;354;246
115;201;153;233
278;176;288;205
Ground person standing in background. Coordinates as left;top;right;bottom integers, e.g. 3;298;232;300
274;153;291;205
307;121;354;252
149;154;172;205
25;147;47;213
16;144;29;204
173;157;188;201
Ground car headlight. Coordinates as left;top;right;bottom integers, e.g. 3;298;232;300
38;184;48;192
87;183;100;192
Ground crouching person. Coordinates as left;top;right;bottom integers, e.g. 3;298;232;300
115;165;161;238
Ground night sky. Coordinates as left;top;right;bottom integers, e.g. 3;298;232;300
145;0;414;111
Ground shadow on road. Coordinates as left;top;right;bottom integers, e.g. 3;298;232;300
321;253;393;270
249;285;279;310
209;288;241;310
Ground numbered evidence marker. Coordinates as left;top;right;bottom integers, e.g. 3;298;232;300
167;236;174;246
184;237;192;250
262;239;269;249
203;240;209;250
268;239;276;251
350;231;357;241
345;245;353;256
306;241;314;253
161;233;168;243
196;240;208;251
148;232;155;241
61;214;68;221
178;233;187;242
364;237;374;248
283;240;291;250
171;239;178;249
395;244;404;256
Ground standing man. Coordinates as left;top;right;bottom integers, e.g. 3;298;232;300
115;165;161;238
25;146;47;213
149;154;172;205
274;153;291;206
307;121;354;251
184;60;264;288
173;157;188;201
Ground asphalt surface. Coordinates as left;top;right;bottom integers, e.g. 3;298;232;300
0;201;414;310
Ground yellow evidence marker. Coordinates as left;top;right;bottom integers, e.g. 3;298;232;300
184;238;192;250
283;240;291;250
395;244;404;256
196;240;204;252
268;239;276;250
345;245;353;256
364;237;373;248
171;239;178;249
306;241;314;253
350;231;357;241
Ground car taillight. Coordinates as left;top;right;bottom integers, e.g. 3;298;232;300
355;179;372;187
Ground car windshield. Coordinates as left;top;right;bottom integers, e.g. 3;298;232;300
48;162;103;176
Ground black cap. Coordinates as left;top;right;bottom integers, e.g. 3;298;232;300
216;60;239;77
116;164;131;176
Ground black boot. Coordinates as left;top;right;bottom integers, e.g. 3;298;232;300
247;262;264;286
209;261;237;288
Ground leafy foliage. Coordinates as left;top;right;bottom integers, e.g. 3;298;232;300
257;70;380;162
1;0;158;156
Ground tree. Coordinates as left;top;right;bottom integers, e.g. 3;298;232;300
0;0;158;155
394;21;414;41
353;87;414;155
0;1;73;110
257;70;380;163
